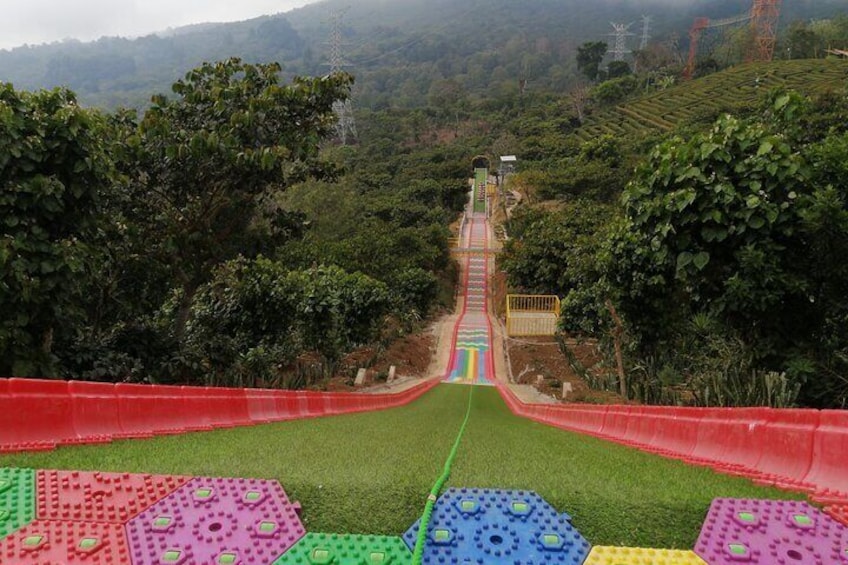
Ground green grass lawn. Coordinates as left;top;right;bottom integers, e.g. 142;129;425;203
0;385;804;548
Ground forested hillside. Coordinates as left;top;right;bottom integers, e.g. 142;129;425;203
2;0;848;408
0;0;846;109
495;62;848;409
0;60;475;387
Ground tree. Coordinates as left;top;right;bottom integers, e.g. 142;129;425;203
186;256;301;387
592;75;638;106
123;58;352;341
633;43;679;74
290;266;390;374
606;61;632;79
0;84;113;375
785;21;821;59
610;108;807;343
576;42;608;82
606;91;848;406
569;84;591;124
500;200;615;335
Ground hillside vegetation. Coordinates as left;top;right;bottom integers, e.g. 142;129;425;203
0;61;473;386
2;0;848;409
1;0;846;110
499;65;848;409
576;59;848;140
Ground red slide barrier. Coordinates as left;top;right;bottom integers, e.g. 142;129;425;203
684;407;769;471
749;409;819;489
246;389;277;423
0;379;76;451
68;381;122;444
201;387;252;428
116;383;182;438
543;405;608;436
273;391;302;421
0;377;439;454
647;408;703;459
598;406;634;442
804;410;848;502
494;380;848;505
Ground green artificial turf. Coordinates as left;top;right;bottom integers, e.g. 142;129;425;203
0;384;805;548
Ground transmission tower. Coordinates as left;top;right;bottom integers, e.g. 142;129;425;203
748;0;782;62
640;15;653;50
326;8;357;145
683;13;752;79
608;22;635;61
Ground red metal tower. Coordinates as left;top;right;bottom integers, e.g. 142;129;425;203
748;0;782;62
684;17;710;80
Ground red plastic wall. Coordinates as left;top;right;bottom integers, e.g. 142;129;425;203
0;377;439;454
494;381;848;504
69;381;123;443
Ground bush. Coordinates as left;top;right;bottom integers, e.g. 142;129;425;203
185;258;391;386
604;91;848;407
592;75;638;106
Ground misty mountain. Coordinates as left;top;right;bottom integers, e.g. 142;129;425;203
0;0;843;110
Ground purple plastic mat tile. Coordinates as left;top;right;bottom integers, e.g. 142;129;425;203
695;498;848;564
126;476;305;565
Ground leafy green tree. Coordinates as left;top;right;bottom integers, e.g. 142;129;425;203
606;91;848;406
576;42;607;82
500;201;615;334
0;84;113;375
186;256;300;387
606;61;631;79
785;21;821;59
809;15;848;52
525;135;632;201
186;258;391;385
592;75;638;106
124;58;352;341
610;109;807;344
290;266;391;374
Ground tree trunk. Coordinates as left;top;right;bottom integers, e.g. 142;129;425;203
174;282;198;344
605;300;627;400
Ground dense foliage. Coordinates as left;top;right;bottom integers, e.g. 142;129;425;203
0;86;112;375
2;0;847;407
501;86;848;408
615;91;848;406
187;259;391;387
0;58;471;386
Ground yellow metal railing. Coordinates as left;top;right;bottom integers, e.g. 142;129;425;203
507;295;561;315
506;294;561;336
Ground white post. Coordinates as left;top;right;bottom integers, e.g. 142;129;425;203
355;368;367;386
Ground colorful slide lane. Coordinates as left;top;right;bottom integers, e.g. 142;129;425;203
444;172;495;386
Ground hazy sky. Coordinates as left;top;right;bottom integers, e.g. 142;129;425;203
0;0;321;50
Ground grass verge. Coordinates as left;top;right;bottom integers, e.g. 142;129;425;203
0;384;804;548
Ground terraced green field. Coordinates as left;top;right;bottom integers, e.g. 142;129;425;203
576;59;848;141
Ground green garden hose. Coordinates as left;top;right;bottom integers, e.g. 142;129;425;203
411;385;475;564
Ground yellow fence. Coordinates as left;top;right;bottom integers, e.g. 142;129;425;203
506;294;561;336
